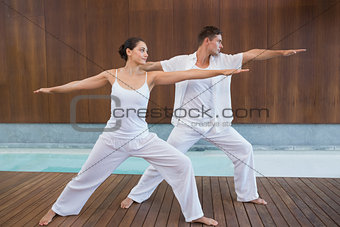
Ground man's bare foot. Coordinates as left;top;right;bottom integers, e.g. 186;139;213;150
250;197;267;205
39;209;56;226
192;216;218;226
121;197;134;209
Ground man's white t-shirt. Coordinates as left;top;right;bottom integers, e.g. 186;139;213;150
181;65;215;125
161;52;243;130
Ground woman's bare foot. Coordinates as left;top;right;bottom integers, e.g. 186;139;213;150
39;209;56;226
250;197;267;205
120;197;134;208
192;216;218;226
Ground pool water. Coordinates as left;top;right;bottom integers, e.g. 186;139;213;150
0;148;339;177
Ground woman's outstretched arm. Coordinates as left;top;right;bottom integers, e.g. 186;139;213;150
34;70;112;94
151;68;249;86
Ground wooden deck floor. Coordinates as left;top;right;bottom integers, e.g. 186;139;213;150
0;172;339;226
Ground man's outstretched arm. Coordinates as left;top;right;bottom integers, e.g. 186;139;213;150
140;61;163;71
242;49;306;64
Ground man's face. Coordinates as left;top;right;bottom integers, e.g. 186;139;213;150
207;34;223;55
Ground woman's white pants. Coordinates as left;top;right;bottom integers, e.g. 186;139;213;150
129;124;259;203
52;132;204;222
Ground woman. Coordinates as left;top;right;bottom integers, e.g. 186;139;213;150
35;37;248;226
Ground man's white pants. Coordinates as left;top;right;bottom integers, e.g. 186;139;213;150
129;124;259;202
52;132;203;222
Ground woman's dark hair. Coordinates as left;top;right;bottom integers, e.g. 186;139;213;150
197;26;222;46
118;37;145;61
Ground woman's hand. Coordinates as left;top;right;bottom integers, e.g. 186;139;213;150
223;68;249;76
34;88;53;94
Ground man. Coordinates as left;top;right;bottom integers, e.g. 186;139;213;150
121;26;305;208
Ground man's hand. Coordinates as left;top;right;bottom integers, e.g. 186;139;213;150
243;48;307;63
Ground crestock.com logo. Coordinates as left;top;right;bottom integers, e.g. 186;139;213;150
70;95;270;132
70;95;122;132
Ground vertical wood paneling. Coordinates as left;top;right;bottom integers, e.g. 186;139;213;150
129;0;174;123
267;0;339;123
44;0;88;123
1;0;49;122
0;2;11;122
220;0;268;123
86;0;128;123
0;0;339;123
173;0;220;55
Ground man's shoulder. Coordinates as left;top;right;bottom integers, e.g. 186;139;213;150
213;52;243;62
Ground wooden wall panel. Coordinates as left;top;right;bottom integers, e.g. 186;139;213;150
0;2;11;122
220;0;268;123
129;0;174;123
173;0;220;55
267;0;339;123
0;0;339;124
86;0;128;123
44;0;88;123
1;0;49;122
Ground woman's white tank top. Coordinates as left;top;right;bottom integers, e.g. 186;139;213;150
105;69;150;139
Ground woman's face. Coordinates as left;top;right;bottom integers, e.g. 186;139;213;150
128;41;148;64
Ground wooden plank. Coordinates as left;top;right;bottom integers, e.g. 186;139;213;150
0;173;65;221
275;178;325;227
142;181;168;226
14;173;75;226
191;176;203;227
129;185;160;227
80;175;125;227
325;178;340;192
252;178;276;227
202;177;214;227
210;177;226;226
0;172;37;194
0;172;50;204
219;177;239;226
227;177;251;227
105;176;148;226
284;177;337;226
90;175;133;226
331;178;340;185
167;191;181;226
0;172;39;194
243;203;264;227
301;178;340;212
254;201;276;227
1;173;72;226
268;178;312;226
294;177;340;224
256;178;288;226
56;174;120;226
154;185;174;227
260;178;300;226
0;172;20;184
2;172;340;227
316;178;340;203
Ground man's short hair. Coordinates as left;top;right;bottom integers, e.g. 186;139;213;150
198;26;222;46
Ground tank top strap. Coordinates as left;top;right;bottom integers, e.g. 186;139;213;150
115;69;118;79
145;72;147;83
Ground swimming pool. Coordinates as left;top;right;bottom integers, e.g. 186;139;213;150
0;148;339;178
